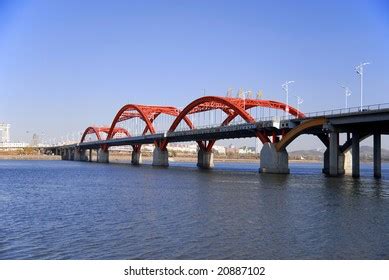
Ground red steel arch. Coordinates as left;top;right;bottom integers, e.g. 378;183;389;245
160;96;304;150
80;126;129;143
107;104;194;140
81;96;305;151
106;104;195;151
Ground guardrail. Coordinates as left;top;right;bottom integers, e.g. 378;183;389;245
301;103;389;119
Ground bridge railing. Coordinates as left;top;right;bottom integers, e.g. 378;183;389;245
296;103;389;119
163;102;389;133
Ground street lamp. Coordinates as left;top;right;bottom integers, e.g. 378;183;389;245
339;84;352;109
294;95;304;113
282;81;294;118
239;90;253;110
355;62;370;111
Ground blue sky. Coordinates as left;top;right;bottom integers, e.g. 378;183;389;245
0;0;389;149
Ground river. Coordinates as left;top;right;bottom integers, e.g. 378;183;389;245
0;160;388;259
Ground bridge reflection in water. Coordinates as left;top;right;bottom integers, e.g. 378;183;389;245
45;96;389;178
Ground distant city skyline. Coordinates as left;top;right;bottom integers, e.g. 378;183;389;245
1;0;389;150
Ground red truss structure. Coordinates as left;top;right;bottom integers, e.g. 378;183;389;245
80;96;305;151
80;126;129;143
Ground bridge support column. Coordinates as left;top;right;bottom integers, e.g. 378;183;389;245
337;153;345;175
374;133;381;179
197;150;214;169
322;149;329;174
152;147;169;167
97;148;109;163
259;142;289;174
329;132;339;176
352;132;360;178
69;149;75;161
61;149;67;160
323;147;345;175
89;149;92;162
74;149;87;161
344;150;352;175
131;151;142;165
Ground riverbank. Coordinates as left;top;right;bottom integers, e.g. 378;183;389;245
0;153;321;164
0;154;61;160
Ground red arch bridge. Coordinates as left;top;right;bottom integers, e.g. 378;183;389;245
45;96;389;178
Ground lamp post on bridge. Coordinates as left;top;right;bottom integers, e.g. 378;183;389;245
339;84;352;109
282;81;294;119
355;62;370;111
241;90;252;110
294;95;304;116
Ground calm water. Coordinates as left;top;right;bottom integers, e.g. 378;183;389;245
0;160;388;260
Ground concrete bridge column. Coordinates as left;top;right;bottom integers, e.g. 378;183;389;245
97;148;109;163
322;149;329;174
69;149;75;161
374;133;381;179
152;147;169;167
65;149;72;161
74;149;87;161
131;150;142;165
344;150;352;175
197;150;214;169
352;132;360;178
323;147;345;175
89;149;92;162
329;132;339;176
61;149;66;160
337;153;345;175
259;142;289;174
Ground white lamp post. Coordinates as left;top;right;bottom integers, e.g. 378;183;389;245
355;62;370;111
282;81;294;118
295;95;304;113
339;84;352;109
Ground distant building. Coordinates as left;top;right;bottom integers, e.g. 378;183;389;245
31;133;40;147
0;142;29;149
238;146;256;154
0;123;10;143
226;144;239;154
212;145;226;154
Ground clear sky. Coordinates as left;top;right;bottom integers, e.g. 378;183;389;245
1;0;389;149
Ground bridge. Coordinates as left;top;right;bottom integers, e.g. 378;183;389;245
44;96;389;178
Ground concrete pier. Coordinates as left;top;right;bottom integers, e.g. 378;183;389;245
259;142;289;174
323;148;346;175
352;132;360;178
322;149;329;174
74;149;88;161
197;150;214;169
97;148;109;163
344;150;352;175
329;132;339;176
374;133;381;178
61;149;67;160
89;149;92;162
131;151;142;165
337;152;346;175
152;147;169;167
71;149;75;161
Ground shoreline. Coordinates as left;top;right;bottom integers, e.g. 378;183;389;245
1;155;384;164
0;154;324;164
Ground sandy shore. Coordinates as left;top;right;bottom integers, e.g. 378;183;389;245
0;155;61;160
